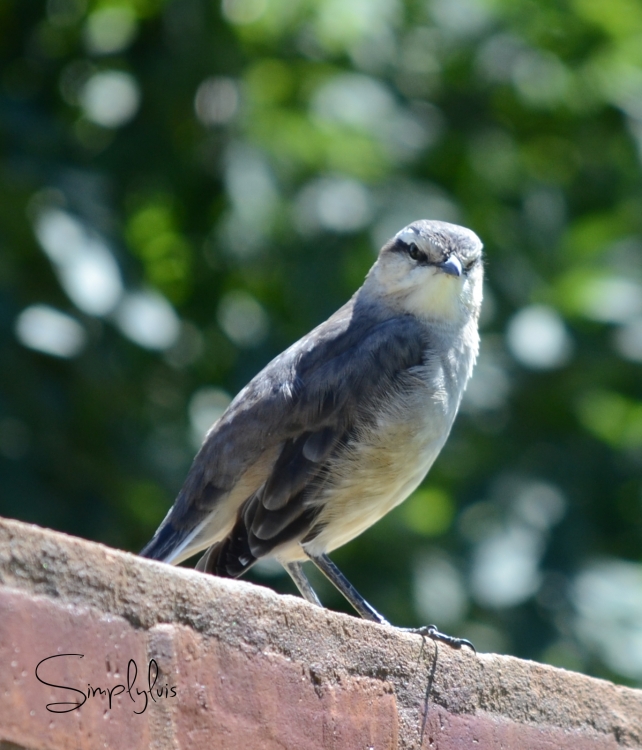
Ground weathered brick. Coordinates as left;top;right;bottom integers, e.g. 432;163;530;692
0;588;151;750
146;622;398;750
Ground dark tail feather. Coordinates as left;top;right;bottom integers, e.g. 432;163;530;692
195;527;257;578
194;492;261;577
140;522;185;562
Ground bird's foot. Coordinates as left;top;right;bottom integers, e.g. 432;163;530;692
399;624;476;652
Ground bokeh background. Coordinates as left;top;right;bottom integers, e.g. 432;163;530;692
2;0;642;686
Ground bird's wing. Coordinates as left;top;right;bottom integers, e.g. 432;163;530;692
141;300;426;565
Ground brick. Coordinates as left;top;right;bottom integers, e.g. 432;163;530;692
419;706;624;749
0;588;151;750
146;622;398;750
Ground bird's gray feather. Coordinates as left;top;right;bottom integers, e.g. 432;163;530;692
140;295;428;563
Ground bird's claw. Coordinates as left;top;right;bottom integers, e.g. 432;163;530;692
399;624;476;653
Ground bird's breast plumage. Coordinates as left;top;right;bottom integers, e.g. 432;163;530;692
298;322;478;559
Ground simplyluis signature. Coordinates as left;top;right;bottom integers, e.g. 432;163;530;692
35;654;177;714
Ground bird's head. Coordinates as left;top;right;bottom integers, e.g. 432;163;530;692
364;219;484;326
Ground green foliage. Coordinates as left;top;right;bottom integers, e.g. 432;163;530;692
401;487;455;536
2;0;642;685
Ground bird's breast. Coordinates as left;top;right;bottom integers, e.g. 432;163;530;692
303;355;466;557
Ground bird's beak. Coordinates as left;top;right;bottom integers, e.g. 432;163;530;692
438;256;462;277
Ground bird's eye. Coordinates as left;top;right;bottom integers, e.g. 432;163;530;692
407;243;424;262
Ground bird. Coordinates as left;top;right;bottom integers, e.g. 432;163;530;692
141;219;483;648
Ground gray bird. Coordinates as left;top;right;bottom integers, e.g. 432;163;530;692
141;219;483;647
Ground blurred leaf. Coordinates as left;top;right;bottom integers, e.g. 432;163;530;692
401;487;455;537
576;389;642;448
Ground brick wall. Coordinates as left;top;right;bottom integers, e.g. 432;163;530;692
1;516;641;750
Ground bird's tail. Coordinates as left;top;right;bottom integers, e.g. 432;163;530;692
194;523;258;578
140;521;192;563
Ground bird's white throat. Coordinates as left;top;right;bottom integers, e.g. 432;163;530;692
404;271;463;322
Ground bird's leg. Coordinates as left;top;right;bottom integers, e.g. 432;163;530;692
284;561;322;607
307;552;475;651
306;552;390;624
